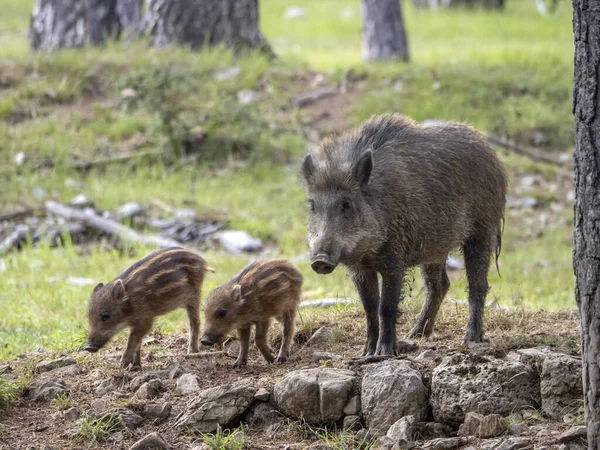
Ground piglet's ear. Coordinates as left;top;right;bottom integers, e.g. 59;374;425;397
354;149;373;189
232;284;242;302
301;154;315;181
111;280;126;302
92;283;104;295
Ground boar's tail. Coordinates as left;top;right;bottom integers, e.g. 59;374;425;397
494;218;504;278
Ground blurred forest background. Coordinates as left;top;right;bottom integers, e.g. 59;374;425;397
0;0;575;360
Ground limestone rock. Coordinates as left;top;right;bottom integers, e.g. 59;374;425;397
420;437;471;449
246;402;284;431
128;432;169;450
134;379;164;400
479;414;506;438
344;396;361;415
177;373;200;395
305;327;333;347
36;357;76;373
28;378;69;402
431;354;539;427
557;425;587;444
174;382;256;432
254;388;270;402
343;415;362;431
274;368;356;424
143;403;172;422
361;360;428;436
385;415;415;449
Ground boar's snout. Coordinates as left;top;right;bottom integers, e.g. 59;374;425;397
84;343;99;353
311;254;336;275
200;335;214;346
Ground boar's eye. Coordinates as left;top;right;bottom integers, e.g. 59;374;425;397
341;199;352;212
216;308;227;319
307;199;315;213
100;312;110;322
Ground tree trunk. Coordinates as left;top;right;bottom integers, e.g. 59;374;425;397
362;0;409;62
146;0;273;55
29;0;121;51
573;1;600;449
117;0;143;31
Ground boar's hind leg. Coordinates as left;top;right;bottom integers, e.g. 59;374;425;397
121;319;153;369
462;230;494;344
377;269;405;357
186;301;201;354
409;262;450;339
255;319;275;363
233;326;251;368
352;271;380;357
276;309;296;364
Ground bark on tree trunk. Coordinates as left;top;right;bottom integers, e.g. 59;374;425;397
362;0;409;62
29;0;121;51
117;0;143;31
573;1;600;449
146;0;273;55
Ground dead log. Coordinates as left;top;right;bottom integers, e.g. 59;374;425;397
45;201;182;248
70;151;160;172
485;134;568;168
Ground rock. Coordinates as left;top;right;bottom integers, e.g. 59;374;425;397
415;349;440;363
478;439;503;450
344;396;361;415
284;6;307;19
254;388;270;402
117;202;143;218
47;364;85;377
415;422;451;439
217;230;262;254
305;327;333;347
479;414;506;438
508;423;525;436
494;437;532;450
274;368;356;424
134;379;164;400
113;409;144;429
354;429;371;445
557;425;587;443
174;382;256;432
343;415;362;431
540;354;582;419
431;354;540;427
95;378;120;396
143;403;172;422
246;402;283;431
58;407;81;421
128;432;169;450
361;360;428;436
312;351;342;362
167;361;183;380
36;357;76;373
458;412;483;437
176;373;200;395
121;88;137;99
70;194;93;208
28;379;69;402
237;89;260;104
386;415;415;449
396;341;419;353
130;373;161;391
420;437;470;449
213;66;240;81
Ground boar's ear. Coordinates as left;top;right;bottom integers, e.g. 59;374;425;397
301;154;315;181
355;149;373;188
232;284;244;304
111;280;126;302
92;283;104;295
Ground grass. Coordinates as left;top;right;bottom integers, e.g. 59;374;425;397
0;0;578;360
312;426;373;450
73;413;130;444
196;425;245;450
52;392;75;411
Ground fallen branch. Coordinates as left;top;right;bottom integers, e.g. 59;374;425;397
70;151;160;172
155;351;229;359
0;206;34;222
45;201;181;248
292;88;338;108
346;354;407;368
485;134;568;168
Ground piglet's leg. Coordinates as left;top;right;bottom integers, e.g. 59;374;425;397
276;309;296;364
233;326;251;368
255;320;274;363
121;319;153;369
186;302;201;354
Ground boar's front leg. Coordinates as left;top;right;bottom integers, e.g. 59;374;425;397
377;269;405;356
186;301;201;354
121;318;153;369
233;326;251;368
255;319;275;364
352;271;380;357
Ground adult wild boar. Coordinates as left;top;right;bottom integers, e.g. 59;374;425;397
300;114;507;356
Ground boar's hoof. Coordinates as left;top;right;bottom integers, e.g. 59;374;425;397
231;359;247;369
375;343;397;357
84;345;99;353
275;356;287;364
462;328;489;345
